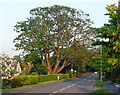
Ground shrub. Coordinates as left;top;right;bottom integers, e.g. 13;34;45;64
16;75;27;85
30;72;38;75
35;64;48;75
16;75;39;85
11;78;22;88
39;74;57;82
56;74;64;80
11;73;70;87
110;67;120;84
2;79;11;88
24;75;39;85
63;74;70;79
95;82;106;87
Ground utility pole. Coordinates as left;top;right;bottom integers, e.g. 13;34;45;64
100;45;102;83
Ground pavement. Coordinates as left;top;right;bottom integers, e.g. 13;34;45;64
2;73;97;95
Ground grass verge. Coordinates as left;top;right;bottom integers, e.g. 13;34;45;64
95;77;106;87
92;89;112;95
95;82;106;87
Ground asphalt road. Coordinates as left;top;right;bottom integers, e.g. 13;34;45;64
2;73;97;95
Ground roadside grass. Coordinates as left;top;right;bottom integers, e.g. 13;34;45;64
95;82;106;87
95;77;106;87
92;89;112;95
1;79;65;92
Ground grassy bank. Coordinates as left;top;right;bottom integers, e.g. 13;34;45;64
92;89;112;95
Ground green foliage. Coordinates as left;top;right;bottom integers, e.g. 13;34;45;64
24;75;39;85
39;74;65;82
104;72;111;80
35;64;48;75
92;1;120;82
39;74;57;82
95;77;106;87
95;82;106;87
30;72;38;75
16;75;27;85
63;74;70;79
2;79;11;88
60;40;95;72
92;89;110;95
13;55;21;63
14;74;70;87
13;5;94;74
16;75;39;85
110;66;120;83
11;78;22;88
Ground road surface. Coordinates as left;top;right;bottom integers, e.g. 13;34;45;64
2;73;97;95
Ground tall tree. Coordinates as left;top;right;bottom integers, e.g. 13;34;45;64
60;40;94;72
13;5;94;74
92;1;120;76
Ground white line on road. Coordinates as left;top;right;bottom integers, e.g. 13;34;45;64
67;85;71;88
72;84;75;86
50;74;95;95
59;88;66;91
53;91;57;93
49;91;58;95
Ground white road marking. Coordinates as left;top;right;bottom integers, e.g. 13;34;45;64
67;85;71;88
59;88;66;91
53;91;57;93
72;84;75;86
50;74;95;95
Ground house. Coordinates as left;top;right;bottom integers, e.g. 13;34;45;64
13;62;22;77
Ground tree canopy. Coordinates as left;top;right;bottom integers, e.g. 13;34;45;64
13;5;95;74
92;1;120;81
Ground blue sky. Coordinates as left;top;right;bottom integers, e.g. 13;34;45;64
0;0;118;57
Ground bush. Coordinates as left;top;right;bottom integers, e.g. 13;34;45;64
12;73;70;87
2;79;11;88
104;72;111;80
24;75;39;85
95;82;106;87
110;67;120;84
16;75;39;85
39;74;57;82
16;75;27;85
39;73;70;82
11;78;22;88
30;72;38;75
63;74;70;79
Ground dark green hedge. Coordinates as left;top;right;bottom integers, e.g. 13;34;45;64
2;79;11;88
110;67;120;84
11;73;70;88
11;78;22;88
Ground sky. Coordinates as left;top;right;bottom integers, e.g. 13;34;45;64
0;0;118;57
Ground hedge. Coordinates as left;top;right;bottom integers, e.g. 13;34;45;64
16;75;39;85
11;73;70;88
2;79;11;88
11;78;22;88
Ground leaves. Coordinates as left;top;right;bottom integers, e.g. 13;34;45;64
13;5;94;74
